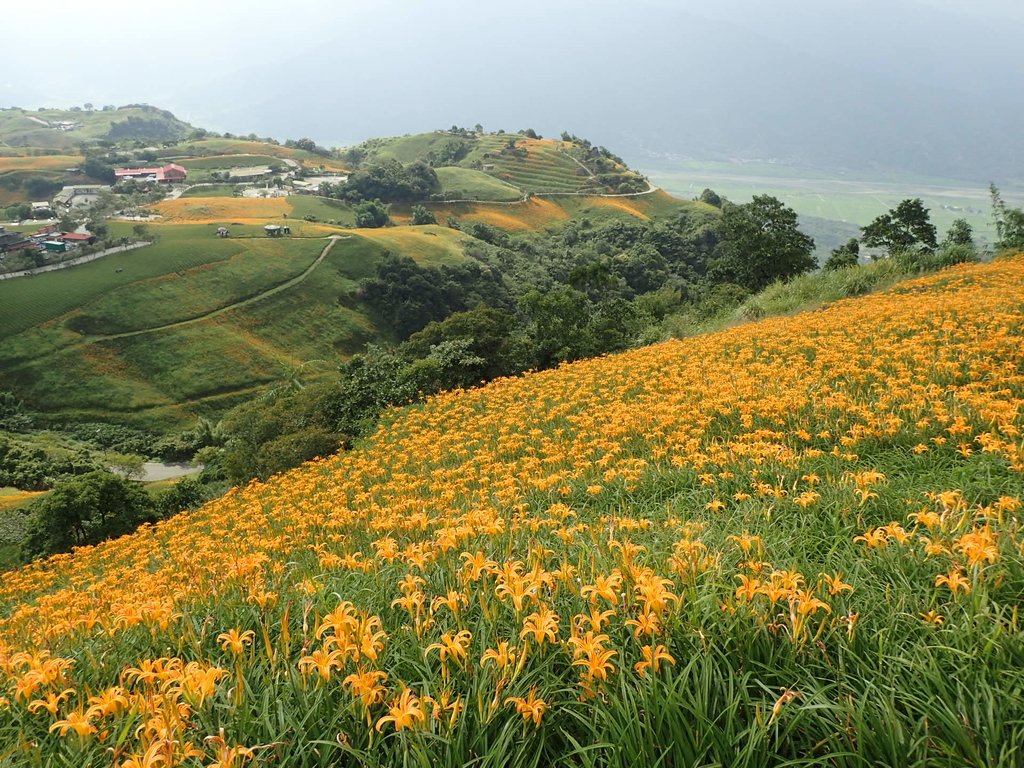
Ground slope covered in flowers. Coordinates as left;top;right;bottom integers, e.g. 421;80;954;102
2;257;1024;767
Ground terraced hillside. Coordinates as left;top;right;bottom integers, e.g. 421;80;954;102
347;130;646;196
1;256;1022;766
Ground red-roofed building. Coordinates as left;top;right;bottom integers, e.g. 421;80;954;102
60;232;97;246
115;163;187;183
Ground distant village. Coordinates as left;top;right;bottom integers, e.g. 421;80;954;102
0;155;347;271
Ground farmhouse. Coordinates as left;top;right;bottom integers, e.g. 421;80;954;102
53;185;110;210
114;163;187;183
60;232;97;247
0;227;33;254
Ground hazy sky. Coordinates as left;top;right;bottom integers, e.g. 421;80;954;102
4;1;1022;180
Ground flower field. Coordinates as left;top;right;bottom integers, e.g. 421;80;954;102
2;256;1024;766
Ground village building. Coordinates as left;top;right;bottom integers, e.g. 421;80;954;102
228;166;273;182
114;163;187;183
290;175;349;195
264;225;291;237
52;184;110;210
59;232;97;247
0;227;33;254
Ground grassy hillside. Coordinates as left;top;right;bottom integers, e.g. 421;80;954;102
347;130;645;196
0;256;1022;766
0;105;191;150
434;166;523;201
0;220;476;429
0;179;699;430
156;138;349;172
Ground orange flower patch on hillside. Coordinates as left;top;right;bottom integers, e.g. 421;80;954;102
0;155;83;173
0;490;45;510
429;198;571;231
1;255;1023;763
582;196;653;221
153;197;292;223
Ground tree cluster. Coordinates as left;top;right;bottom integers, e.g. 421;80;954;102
20;471;209;561
323;159;439;203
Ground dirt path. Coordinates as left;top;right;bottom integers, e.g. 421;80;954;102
95;235;345;342
3;235;347;378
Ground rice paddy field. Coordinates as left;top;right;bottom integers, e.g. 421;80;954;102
1;255;1022;766
646;160;1024;251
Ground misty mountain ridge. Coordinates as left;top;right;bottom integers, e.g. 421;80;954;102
2;1;1022;185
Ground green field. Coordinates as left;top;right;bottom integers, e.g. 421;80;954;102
286;195;356;225
0;225;475;429
347;132;633;196
646;160;1024;250
179;184;238;198
434;166;523;201
157;139;348;171
478;136;598;193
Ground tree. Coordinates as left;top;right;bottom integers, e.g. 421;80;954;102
823;239;860;271
402;306;522;383
336;159;439;203
411;205;437;225
861;198;937;256
81;156;116;184
23;471;155;559
698;188;722;208
520;287;594;368
990;183;1024;251
943;218;974;248
354;199;390;228
710;196;816;292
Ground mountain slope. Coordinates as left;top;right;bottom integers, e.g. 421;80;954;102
0;105;192;150
1;255;1022;765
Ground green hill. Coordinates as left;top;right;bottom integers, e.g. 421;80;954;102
0;221;486;429
0;115;694;440
345;130;647;195
0;105;192;150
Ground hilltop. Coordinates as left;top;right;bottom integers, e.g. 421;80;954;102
0;104;192;151
0;255;1022;765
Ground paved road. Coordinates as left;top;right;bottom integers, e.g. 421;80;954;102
0;241;151;280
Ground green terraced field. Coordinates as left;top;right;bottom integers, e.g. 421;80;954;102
434;166;522;201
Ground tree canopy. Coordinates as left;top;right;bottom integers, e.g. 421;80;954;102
861;198;937;255
709;195;816;291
